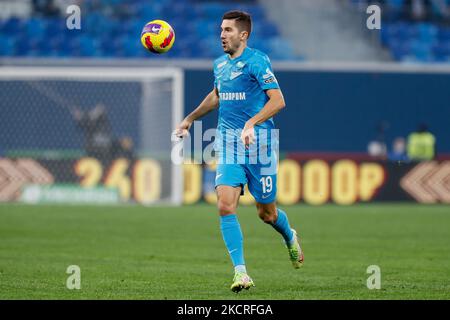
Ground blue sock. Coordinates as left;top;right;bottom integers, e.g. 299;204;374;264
270;208;294;245
220;214;245;267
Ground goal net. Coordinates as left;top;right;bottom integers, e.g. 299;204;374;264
0;66;183;205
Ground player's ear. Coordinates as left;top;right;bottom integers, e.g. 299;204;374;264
240;30;249;41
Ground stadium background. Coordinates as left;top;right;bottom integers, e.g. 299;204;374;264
1;0;450;300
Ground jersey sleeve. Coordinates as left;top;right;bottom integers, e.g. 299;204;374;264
249;55;280;91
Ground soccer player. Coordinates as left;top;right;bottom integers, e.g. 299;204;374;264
174;10;304;293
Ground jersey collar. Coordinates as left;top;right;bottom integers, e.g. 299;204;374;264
227;47;252;63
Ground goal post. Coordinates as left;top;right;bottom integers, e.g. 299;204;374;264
0;66;184;205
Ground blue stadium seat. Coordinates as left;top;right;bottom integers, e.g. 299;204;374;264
397;22;419;40
0;35;15;56
249;37;271;53
200;36;223;58
201;2;228;20
122;37;145;57
259;21;280;37
383;0;405;19
387;0;405;6
45;18;67;37
438;27;450;42
416;23;438;42
193;19;219;39
71;35;99;57
268;36;296;60
0;0;299;60
381;23;412;46
1;18;23;33
137;3;160;20
26;18;46;39
243;5;265;20
433;42;450;61
410;40;434;62
174;41;194;58
388;39;411;61
14;33;32;57
380;23;393;45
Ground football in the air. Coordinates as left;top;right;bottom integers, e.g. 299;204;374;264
140;20;175;54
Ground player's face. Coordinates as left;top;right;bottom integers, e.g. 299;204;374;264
220;20;245;54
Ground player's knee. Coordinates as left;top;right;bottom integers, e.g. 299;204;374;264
257;206;277;224
217;200;236;215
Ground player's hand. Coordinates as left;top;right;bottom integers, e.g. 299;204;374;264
172;118;192;141
241;121;256;149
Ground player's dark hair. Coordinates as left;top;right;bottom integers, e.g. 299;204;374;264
222;10;252;39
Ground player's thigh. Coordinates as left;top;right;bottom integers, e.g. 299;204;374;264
215;163;247;215
215;163;247;192
216;185;242;215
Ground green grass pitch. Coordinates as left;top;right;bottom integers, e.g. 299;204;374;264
0;203;449;299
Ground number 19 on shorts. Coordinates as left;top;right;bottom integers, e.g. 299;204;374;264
260;176;273;194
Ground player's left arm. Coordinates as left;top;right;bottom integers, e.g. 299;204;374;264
241;89;285;146
247;89;285;125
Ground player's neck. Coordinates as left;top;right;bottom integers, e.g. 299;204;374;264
229;44;247;60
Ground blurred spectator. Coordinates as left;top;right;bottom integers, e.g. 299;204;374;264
33;0;83;17
368;140;387;157
367;121;388;158
72;103;114;160
401;0;450;21
388;137;410;162
33;0;60;17
408;0;431;21
112;136;134;159
407;123;436;161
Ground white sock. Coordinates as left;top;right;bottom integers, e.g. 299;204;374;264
287;233;296;247
234;265;247;274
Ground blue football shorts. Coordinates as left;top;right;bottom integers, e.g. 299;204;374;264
214;149;278;204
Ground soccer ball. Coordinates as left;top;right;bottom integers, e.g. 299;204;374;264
140;20;175;54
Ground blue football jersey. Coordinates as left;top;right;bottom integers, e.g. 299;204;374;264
213;47;280;156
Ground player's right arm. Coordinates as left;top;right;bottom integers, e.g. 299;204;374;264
174;88;219;138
